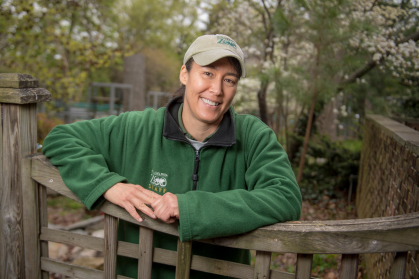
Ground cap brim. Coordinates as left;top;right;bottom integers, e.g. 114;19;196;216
193;49;246;77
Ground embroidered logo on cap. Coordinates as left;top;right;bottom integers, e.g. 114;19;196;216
217;36;237;49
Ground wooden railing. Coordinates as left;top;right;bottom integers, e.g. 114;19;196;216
29;154;419;279
1;73;418;279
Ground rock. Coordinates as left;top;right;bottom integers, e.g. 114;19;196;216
48;242;68;260
325;271;337;279
72;257;104;270
79;249;98;258
91;229;104;238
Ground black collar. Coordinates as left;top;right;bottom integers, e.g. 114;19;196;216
163;96;236;147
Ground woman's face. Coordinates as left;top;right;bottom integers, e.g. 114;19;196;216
180;57;239;128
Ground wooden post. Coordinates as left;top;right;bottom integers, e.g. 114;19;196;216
0;73;52;279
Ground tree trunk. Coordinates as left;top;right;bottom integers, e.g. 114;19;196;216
258;80;270;126
296;89;319;184
296;44;321;184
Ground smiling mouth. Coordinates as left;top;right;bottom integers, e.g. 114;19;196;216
201;98;220;106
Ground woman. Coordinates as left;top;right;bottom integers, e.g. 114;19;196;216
43;34;302;278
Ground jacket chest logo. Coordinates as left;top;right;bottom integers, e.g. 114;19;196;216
149;170;168;194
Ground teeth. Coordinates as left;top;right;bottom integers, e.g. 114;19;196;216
201;98;219;106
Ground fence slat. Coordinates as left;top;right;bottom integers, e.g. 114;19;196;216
104;214;118;279
254;250;271;279
389;252;408;279
41;257;131;279
340;254;359;279
38;184;49;279
175;239;192;279
295;254;313;279
138;226;154;279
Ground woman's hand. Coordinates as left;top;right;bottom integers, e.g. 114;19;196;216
104;183;161;222
151;192;179;224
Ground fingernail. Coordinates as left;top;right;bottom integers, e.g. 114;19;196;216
152;214;156;218
139;217;143;222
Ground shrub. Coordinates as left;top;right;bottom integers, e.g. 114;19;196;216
37;113;64;146
292;135;362;201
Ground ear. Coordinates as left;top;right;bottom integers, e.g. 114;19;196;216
179;65;188;86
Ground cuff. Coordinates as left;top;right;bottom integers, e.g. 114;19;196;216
176;193;192;242
84;175;127;210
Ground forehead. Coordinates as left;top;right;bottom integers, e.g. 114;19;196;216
193;57;238;76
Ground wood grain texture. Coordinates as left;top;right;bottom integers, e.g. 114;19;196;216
176;239;192;279
0;88;52;104
39;185;50;279
31;154;179;236
38;229;297;279
254;251;271;279
138;227;154;279
31;154;419;254
0;73;39;89
295;254;313;279
20;103;40;279
1;104;26;278
340;254;359;279
41;257;131;279
104;214;118;279
389;252;408;279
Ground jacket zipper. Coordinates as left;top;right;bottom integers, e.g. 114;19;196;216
192;149;200;190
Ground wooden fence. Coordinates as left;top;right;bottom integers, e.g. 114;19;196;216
1;73;419;279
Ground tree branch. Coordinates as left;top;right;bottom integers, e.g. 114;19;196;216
340;30;419;85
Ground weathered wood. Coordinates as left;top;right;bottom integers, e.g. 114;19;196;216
31;154;179;236
389;252;408;279
138;227;154;279
200;214;419;253
31;155;419;255
0;73;39;89
176;239;192;279
38;185;50;279
104;214;118;279
0;87;52;104
295;254;313;279
20;103;40;279
254;251;271;279
39;227;298;279
340;254;358;279
64;215;104;231
0;103;38;278
41;257;131;279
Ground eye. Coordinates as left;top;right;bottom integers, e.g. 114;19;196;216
203;71;213;77
224;78;237;85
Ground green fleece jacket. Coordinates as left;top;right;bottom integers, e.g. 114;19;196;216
42;96;302;279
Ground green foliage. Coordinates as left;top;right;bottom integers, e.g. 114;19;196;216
47;196;84;211
292;135;362;201
311;254;338;275
0;0;128;105
37;113;64;145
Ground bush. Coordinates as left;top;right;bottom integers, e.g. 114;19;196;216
37;113;64;146
292;135;362;201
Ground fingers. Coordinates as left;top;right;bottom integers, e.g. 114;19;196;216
135;202;156;220
151;192;179;223
124;202;143;222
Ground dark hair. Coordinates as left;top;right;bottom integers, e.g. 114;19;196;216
173;57;242;97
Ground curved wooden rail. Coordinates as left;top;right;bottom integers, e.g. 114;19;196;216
30;154;419;279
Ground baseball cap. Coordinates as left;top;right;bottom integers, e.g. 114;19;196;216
183;34;246;77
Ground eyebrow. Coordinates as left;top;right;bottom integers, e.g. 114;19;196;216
204;65;239;78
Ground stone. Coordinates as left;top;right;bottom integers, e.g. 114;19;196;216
72;257;104;270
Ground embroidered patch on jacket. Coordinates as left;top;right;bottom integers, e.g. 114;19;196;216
149;170;168;193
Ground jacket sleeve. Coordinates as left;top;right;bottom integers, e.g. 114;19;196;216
42;114;130;210
176;123;302;242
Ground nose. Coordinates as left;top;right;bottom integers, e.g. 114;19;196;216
210;78;223;96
